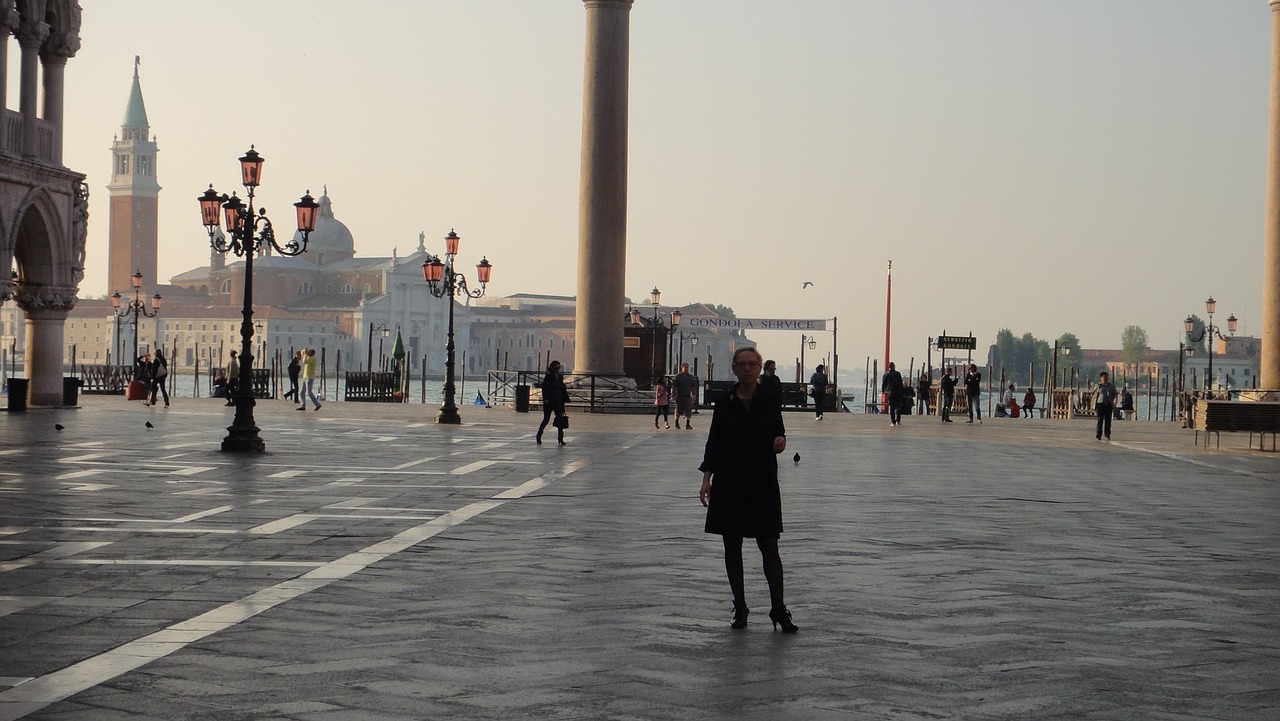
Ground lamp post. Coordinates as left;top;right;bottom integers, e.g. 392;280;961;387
628;287;674;384
110;270;160;364
678;331;698;372
367;322;390;371
798;333;817;383
1184;296;1237;392
254;321;266;370
197;146;319;452
422;229;493;424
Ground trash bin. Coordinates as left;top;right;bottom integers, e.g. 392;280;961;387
6;378;27;413
514;384;531;413
63;376;82;407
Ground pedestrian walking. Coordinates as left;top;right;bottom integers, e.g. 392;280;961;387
940;367;957;422
673;363;698;429
809;364;828;420
225;350;239;406
1093;371;1117;441
654;378;671;429
297;348;322;411
964;363;982;424
882;361;905;425
535;360;567;445
148;348;169;407
285;350;301;402
697;347;797;633
916;371;931;416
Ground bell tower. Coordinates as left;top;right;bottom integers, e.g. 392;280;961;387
106;56;160;295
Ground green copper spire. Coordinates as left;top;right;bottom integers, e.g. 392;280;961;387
122;55;148;129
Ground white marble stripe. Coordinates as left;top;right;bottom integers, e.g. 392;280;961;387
168;506;234;523
450;460;496;475
52;560;318;568
0;542;112;573
0;454;604;720
54;470;100;480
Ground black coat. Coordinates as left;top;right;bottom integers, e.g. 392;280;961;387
699;382;786;538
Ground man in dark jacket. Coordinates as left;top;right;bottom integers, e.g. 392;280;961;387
881;361;905;426
940;368;957;423
1094;371;1117;441
964;363;982;424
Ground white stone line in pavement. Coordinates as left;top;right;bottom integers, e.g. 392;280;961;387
451;460;496;475
169;506;234;523
62;483;113;492
168;467;216;477
54;469;101;480
267;470;306;479
52;560;319;568
56;453;106;463
390;456;438;470
0;434;648;720
1119;441;1280;482
0;450;19;457
56;527;237;534
0;542;112;573
0;487;534;718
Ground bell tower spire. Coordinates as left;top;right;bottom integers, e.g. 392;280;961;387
106;56;161;295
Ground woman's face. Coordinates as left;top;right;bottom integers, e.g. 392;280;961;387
731;352;762;383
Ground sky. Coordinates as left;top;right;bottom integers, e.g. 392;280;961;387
55;1;1275;378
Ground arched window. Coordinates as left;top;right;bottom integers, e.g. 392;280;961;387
341;283;355;294
299;282;314;295
219;279;231;294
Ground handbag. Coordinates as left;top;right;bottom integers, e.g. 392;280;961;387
553;414;569;430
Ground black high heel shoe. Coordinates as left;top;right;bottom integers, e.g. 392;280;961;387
769;607;798;633
731;605;749;630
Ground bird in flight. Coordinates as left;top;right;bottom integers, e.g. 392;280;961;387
801;281;814;289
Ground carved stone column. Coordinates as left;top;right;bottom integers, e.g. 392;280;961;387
14;15;48;158
1264;0;1280;388
15;285;75;405
41;18;79;167
573;0;633;377
0;2;20;113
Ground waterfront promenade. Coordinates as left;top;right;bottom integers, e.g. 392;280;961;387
1;398;1277;720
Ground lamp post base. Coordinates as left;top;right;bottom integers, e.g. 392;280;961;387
222;399;266;452
435;404;461;424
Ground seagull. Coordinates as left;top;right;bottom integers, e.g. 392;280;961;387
145;421;154;429
801;281;814;289
54;424;64;431
792;452;800;464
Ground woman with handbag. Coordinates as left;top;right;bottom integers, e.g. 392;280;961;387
148;348;170;407
698;347;797;633
536;360;568;446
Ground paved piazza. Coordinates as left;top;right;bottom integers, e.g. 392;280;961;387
0;397;1277;720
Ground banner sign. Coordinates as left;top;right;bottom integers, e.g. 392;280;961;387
683;317;827;331
937;334;976;350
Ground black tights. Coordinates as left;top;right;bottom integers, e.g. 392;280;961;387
536;405;564;442
722;535;785;611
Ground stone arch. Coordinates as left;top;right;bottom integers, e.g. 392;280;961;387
12;187;68;287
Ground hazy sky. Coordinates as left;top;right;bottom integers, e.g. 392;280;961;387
60;1;1273;375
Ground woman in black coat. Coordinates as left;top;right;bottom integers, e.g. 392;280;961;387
148;348;170;407
535;360;568;446
698;347;797;632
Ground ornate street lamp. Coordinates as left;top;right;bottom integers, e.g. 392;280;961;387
110;270;161;365
422;229;492;424
1185;296;1237;391
367;322;390;371
197;146;319;452
799;333;817;382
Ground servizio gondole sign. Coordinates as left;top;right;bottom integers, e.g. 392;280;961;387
683;317;828;331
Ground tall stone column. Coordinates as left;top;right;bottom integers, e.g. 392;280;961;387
14;16;47;159
16;285;76;406
574;0;633;376
1265;0;1280;388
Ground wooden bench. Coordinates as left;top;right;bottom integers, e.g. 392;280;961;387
1193;400;1280;450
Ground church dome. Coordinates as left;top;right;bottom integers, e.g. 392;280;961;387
293;188;354;264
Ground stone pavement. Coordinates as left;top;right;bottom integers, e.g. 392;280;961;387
0;397;1277;720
